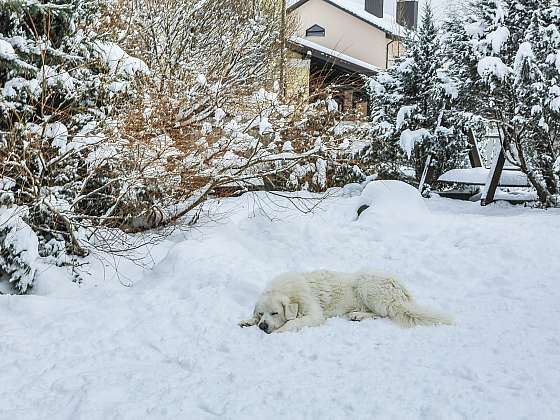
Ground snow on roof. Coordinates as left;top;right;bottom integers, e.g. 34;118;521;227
288;0;409;37
291;36;380;73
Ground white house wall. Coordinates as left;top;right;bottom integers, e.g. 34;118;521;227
291;0;401;69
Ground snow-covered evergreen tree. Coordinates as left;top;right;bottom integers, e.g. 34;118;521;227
1;0;114;123
364;3;467;186
1;0;150;259
0;207;39;293
448;0;559;205
512;9;558;199
441;8;487;123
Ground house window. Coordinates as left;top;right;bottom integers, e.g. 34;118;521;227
306;24;325;37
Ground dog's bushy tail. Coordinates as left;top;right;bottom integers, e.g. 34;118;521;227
389;301;453;328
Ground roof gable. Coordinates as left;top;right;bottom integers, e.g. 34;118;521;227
288;0;407;37
307;24;325;32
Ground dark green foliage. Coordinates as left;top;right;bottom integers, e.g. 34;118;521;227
365;3;469;186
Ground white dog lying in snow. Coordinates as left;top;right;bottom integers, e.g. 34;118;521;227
239;271;452;333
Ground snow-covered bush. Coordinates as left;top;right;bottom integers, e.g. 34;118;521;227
102;0;366;218
114;0;283;123
0;207;39;294
108;80;366;230
1;0;366;272
0;0;156;256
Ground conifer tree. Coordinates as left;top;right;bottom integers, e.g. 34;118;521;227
365;3;467;186
448;0;559;205
1;0;147;258
0;208;39;293
514;4;559;199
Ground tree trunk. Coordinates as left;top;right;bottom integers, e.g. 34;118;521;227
279;0;287;99
507;129;556;207
535;138;558;197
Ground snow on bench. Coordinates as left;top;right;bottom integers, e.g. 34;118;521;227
471;189;538;202
438;168;530;187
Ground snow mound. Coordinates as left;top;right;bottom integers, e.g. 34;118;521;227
2;193;560;418
342;182;364;197
358;180;429;219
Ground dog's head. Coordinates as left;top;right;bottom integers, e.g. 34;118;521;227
253;292;298;334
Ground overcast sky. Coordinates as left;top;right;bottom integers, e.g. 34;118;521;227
420;0;459;20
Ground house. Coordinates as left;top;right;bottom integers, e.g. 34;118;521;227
286;0;418;114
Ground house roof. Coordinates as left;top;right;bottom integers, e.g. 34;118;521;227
290;36;379;75
287;0;408;37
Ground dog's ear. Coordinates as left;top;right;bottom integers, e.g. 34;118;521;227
283;301;298;320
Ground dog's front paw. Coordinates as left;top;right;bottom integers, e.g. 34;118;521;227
239;319;256;328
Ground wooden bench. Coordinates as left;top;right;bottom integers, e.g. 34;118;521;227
430;129;534;205
437;167;530;187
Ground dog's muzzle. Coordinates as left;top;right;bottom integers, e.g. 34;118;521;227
258;321;270;333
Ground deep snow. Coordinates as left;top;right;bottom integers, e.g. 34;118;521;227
2;182;560;420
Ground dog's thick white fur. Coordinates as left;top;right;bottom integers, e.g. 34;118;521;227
239;271;452;333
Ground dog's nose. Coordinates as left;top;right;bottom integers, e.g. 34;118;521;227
259;321;269;332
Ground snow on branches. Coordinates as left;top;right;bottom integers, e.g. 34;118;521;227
0;0;151;265
365;3;468;185
0;207;39;293
449;0;560;206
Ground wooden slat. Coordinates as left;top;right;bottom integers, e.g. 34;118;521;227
481;148;506;206
467;129;483;168
418;154;433;192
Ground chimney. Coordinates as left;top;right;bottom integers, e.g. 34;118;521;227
396;0;418;30
365;0;383;19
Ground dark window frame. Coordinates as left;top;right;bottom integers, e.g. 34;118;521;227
306;24;325;37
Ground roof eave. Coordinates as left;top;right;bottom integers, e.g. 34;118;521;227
288;40;378;76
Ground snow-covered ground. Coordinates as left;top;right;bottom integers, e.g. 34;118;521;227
2;182;560;420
